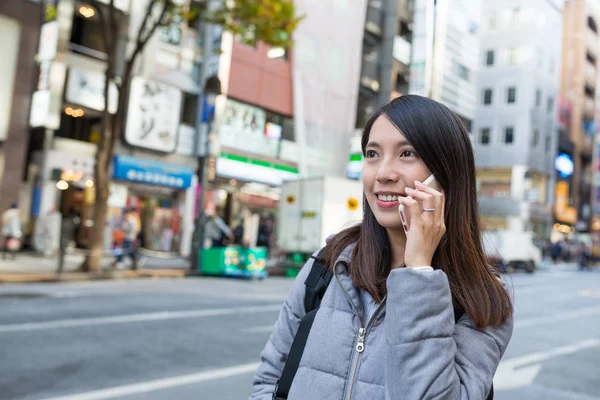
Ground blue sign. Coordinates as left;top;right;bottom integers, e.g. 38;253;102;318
113;155;195;189
555;153;574;178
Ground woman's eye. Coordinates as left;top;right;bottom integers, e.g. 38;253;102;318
400;150;416;158
365;150;378;158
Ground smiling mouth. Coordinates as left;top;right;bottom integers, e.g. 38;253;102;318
375;191;406;201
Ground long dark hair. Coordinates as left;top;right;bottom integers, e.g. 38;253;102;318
324;95;512;328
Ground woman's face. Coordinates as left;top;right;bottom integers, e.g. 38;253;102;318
362;115;432;232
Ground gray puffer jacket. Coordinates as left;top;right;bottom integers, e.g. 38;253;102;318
250;244;513;400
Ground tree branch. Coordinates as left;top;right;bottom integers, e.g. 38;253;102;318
136;0;158;48
126;0;172;75
108;0;117;52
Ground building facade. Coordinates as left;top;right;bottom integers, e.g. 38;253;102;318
560;0;600;235
410;0;481;131
473;0;564;240
25;0;204;256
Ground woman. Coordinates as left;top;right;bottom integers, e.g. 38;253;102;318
250;95;513;399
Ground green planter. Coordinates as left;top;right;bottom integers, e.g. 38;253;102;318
200;246;242;276
200;246;268;279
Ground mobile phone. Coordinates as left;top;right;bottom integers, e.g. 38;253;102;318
398;174;442;233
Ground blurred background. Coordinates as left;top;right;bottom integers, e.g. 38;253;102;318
0;0;598;399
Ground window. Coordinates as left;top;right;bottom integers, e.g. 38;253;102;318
535;89;541;107
588;16;598;34
547;97;554;114
533;129;540;146
457;115;472;133
454;61;470;80
488;15;496;29
70;3;106;58
485;50;495;66
586;51;596;65
507;87;517;104
483;89;493;105
480;128;491;145
545;134;552;152
180;93;198;126
504;127;514;144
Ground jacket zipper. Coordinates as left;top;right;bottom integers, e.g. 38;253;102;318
335;269;387;400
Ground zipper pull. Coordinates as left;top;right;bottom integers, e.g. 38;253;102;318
356;328;366;353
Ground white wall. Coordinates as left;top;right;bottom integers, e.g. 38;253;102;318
0;15;20;142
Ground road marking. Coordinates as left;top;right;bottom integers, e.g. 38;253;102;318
516;307;600;328
39;362;260;400
0;304;282;333
244;325;275;334
494;338;600;390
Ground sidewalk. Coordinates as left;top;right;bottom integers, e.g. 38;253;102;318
0;251;191;283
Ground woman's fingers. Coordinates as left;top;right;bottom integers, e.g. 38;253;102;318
399;196;422;228
414;180;445;220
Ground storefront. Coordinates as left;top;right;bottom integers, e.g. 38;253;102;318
112;154;195;255
31;139;96;254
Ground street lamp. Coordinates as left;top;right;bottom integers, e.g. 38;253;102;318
190;75;221;274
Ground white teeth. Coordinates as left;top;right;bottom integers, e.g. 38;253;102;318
378;195;399;201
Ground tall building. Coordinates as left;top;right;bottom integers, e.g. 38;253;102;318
0;0;41;216
409;0;481;131
348;0;415;180
473;0;564;240
560;0;600;235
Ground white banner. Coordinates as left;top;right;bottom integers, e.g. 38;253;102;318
125;76;182;152
219;98;279;158
65;68;118;113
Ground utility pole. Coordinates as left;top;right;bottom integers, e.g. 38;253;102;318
190;5;221;274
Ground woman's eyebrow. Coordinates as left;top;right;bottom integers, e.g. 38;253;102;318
365;140;411;148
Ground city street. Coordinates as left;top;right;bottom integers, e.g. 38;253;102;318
0;265;598;400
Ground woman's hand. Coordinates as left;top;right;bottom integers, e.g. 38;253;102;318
398;180;446;268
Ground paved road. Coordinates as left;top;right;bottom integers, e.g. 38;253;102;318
0;264;598;400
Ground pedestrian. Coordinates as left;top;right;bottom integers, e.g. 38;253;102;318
205;209;233;247
1;203;22;260
250;95;513;400
115;208;139;269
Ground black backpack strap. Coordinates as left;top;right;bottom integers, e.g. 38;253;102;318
274;249;333;400
303;250;333;313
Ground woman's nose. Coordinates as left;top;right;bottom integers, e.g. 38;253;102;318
376;159;400;182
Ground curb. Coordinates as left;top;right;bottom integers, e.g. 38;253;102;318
0;269;187;283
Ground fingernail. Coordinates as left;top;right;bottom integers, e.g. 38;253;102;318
414;180;422;186
406;187;414;193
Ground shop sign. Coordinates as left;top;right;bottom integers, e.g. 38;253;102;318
38;21;58;61
30;90;51;128
112;154;194;189
554;181;577;224
125;76;182;153
65;68;118;113
216;152;298;186
219;99;279;158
